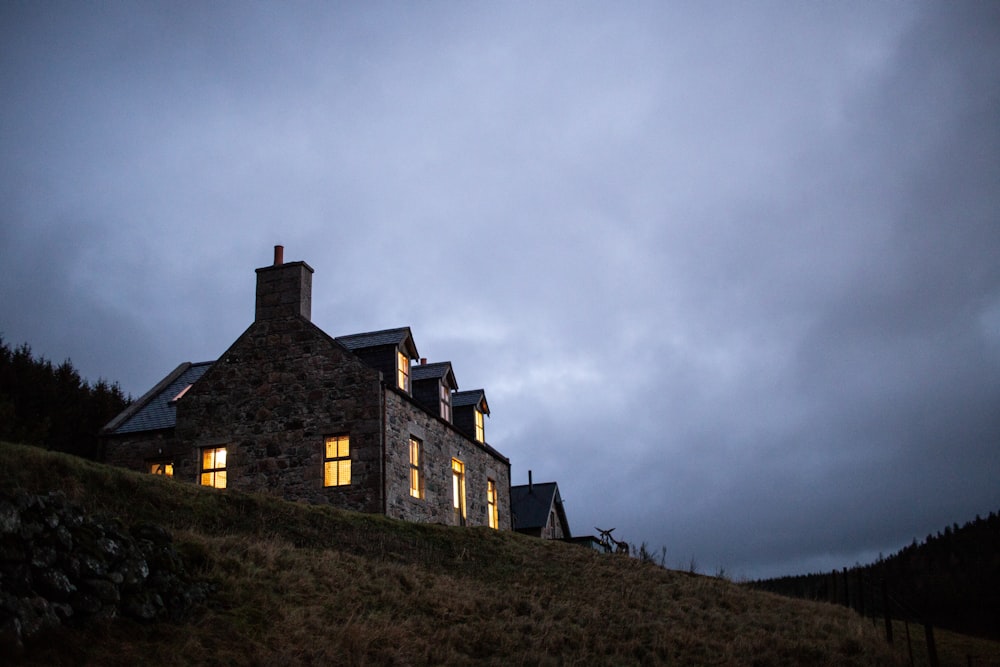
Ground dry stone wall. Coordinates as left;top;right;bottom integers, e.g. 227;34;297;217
0;491;209;655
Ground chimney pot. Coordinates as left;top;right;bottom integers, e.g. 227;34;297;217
529;470;533;492
420;358;427;365
274;245;284;266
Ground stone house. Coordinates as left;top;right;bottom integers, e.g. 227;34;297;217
101;247;511;530
510;472;570;539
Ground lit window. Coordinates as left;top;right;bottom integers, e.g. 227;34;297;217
200;447;227;489
149;462;173;476
324;435;351;487
474;409;484;443
169;384;192;403
440;384;452;422
396;350;410;392
452;458;466;525
487;478;499;529
409;437;422;499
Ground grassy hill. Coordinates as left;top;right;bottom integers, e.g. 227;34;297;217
1;442;897;666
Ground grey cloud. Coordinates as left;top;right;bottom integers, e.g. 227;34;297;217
2;1;997;579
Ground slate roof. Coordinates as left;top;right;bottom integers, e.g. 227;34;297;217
510;481;572;538
335;327;419;358
452;388;489;415
103;361;214;435
411;361;457;388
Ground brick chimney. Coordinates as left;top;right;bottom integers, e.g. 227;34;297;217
254;245;315;321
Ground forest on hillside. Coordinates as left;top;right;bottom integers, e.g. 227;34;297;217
751;511;1000;640
0;337;130;460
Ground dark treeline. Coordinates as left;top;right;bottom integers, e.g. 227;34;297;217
0;336;130;460
751;511;1000;640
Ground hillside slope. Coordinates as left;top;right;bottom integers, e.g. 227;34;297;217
0;442;896;666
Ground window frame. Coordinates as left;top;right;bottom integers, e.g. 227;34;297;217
200;446;227;489
323;435;352;487
452;458;466;526
396;350;410;392
487;478;499;529
474;409;485;443
439;382;452;422
149;461;174;477
409;436;423;499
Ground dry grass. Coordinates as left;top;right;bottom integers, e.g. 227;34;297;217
880;619;1000;667
3;442;902;666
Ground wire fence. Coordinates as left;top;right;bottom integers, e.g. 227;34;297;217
808;567;999;667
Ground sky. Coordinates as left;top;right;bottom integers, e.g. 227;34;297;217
2;1;998;580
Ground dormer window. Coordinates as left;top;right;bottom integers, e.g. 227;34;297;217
410;360;458;421
335;327;419;396
440;383;452;422
396;350;410;392
474;408;485;443
452;389;489;444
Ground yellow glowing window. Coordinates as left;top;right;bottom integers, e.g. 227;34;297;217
409;437;422;499
452;458;466;525
396;350;410;392
487;478;499;530
149;462;173;476
440;384;452;422
474;409;484;443
324;435;351;487
200;447;227;489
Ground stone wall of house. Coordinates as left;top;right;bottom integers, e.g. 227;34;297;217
102;314;511;527
102;431;180;476
173;315;386;513
382;389;511;529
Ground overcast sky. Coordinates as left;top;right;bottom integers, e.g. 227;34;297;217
2;1;998;579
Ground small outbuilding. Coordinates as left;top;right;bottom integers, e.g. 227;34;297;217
510;472;570;540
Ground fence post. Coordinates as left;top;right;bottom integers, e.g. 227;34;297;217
881;578;893;644
842;567;850;609
905;619;914;667
857;570;865;617
924;623;939;667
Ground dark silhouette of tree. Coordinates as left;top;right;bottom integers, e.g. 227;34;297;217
0;336;130;460
750;510;1000;640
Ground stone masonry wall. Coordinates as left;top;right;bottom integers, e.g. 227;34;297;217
383;389;511;528
174;315;385;513
102;430;180;476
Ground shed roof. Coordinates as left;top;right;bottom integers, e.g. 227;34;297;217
103;361;214;435
510;481;571;538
